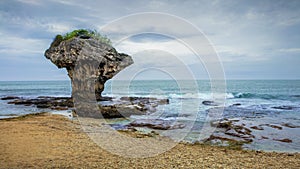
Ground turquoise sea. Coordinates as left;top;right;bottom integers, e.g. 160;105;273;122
0;80;299;152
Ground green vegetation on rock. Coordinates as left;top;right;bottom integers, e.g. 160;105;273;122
51;29;112;47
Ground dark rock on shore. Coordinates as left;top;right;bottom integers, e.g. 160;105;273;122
272;106;294;110
96;97;169;118
261;136;269;139
7;96;73;110
211;119;232;128
202;100;218;106
97;96;113;101
6;96;169;118
45;35;133;101
1;96;20;100
230;103;242;107
250;126;264;130
206;134;252;149
120;96;169;105
225;129;243;137
262;124;283;130
98;105;147;118
129;119;185;130
281;123;300;128
273;138;293;143
210;118;254;144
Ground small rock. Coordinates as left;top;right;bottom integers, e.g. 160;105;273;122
1;96;20;100
9;99;34;105
217;120;232;128
250;126;264;130
225;129;242;137
273;138;292;143
234;126;252;135
202;101;218;106
231;103;241;106
265;124;283;130
272;106;294;110
97;97;113;101
281;123;300;128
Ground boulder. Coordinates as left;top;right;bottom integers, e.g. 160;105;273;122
44;35;133;101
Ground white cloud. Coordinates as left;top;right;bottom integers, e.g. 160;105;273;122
115;38;207;66
17;0;42;6
45;23;72;34
278;48;300;53
0;36;49;57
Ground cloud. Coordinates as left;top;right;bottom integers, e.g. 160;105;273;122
0;0;300;80
0;36;49;57
45;23;73;34
16;0;42;6
278;48;300;53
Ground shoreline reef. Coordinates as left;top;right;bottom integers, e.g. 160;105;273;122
1;95;299;152
0;113;299;168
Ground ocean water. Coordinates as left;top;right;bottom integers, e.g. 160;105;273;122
0;81;71;117
0;80;299;152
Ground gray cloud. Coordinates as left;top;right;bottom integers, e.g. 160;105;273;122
0;0;300;80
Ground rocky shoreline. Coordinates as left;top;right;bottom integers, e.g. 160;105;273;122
1;94;300;156
2;95;300;151
203;107;300;151
0;112;299;168
1;96;169;118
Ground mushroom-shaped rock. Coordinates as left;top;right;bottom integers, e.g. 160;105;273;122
44;32;133;101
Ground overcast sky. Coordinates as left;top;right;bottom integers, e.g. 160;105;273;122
0;0;300;80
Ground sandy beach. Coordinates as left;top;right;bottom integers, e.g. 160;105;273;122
0;113;299;169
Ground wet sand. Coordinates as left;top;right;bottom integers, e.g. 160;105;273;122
0;113;299;168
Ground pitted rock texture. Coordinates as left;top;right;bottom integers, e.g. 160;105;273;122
45;36;133;100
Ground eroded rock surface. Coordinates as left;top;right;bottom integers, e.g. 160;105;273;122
129;119;186;130
209;118;255;144
44;36;133;101
7;96;73;110
3;96;169;119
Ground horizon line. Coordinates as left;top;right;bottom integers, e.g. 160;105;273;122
1;79;300;82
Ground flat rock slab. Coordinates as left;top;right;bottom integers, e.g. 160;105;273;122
0;96;20;100
2;96;169;119
129;119;185;130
